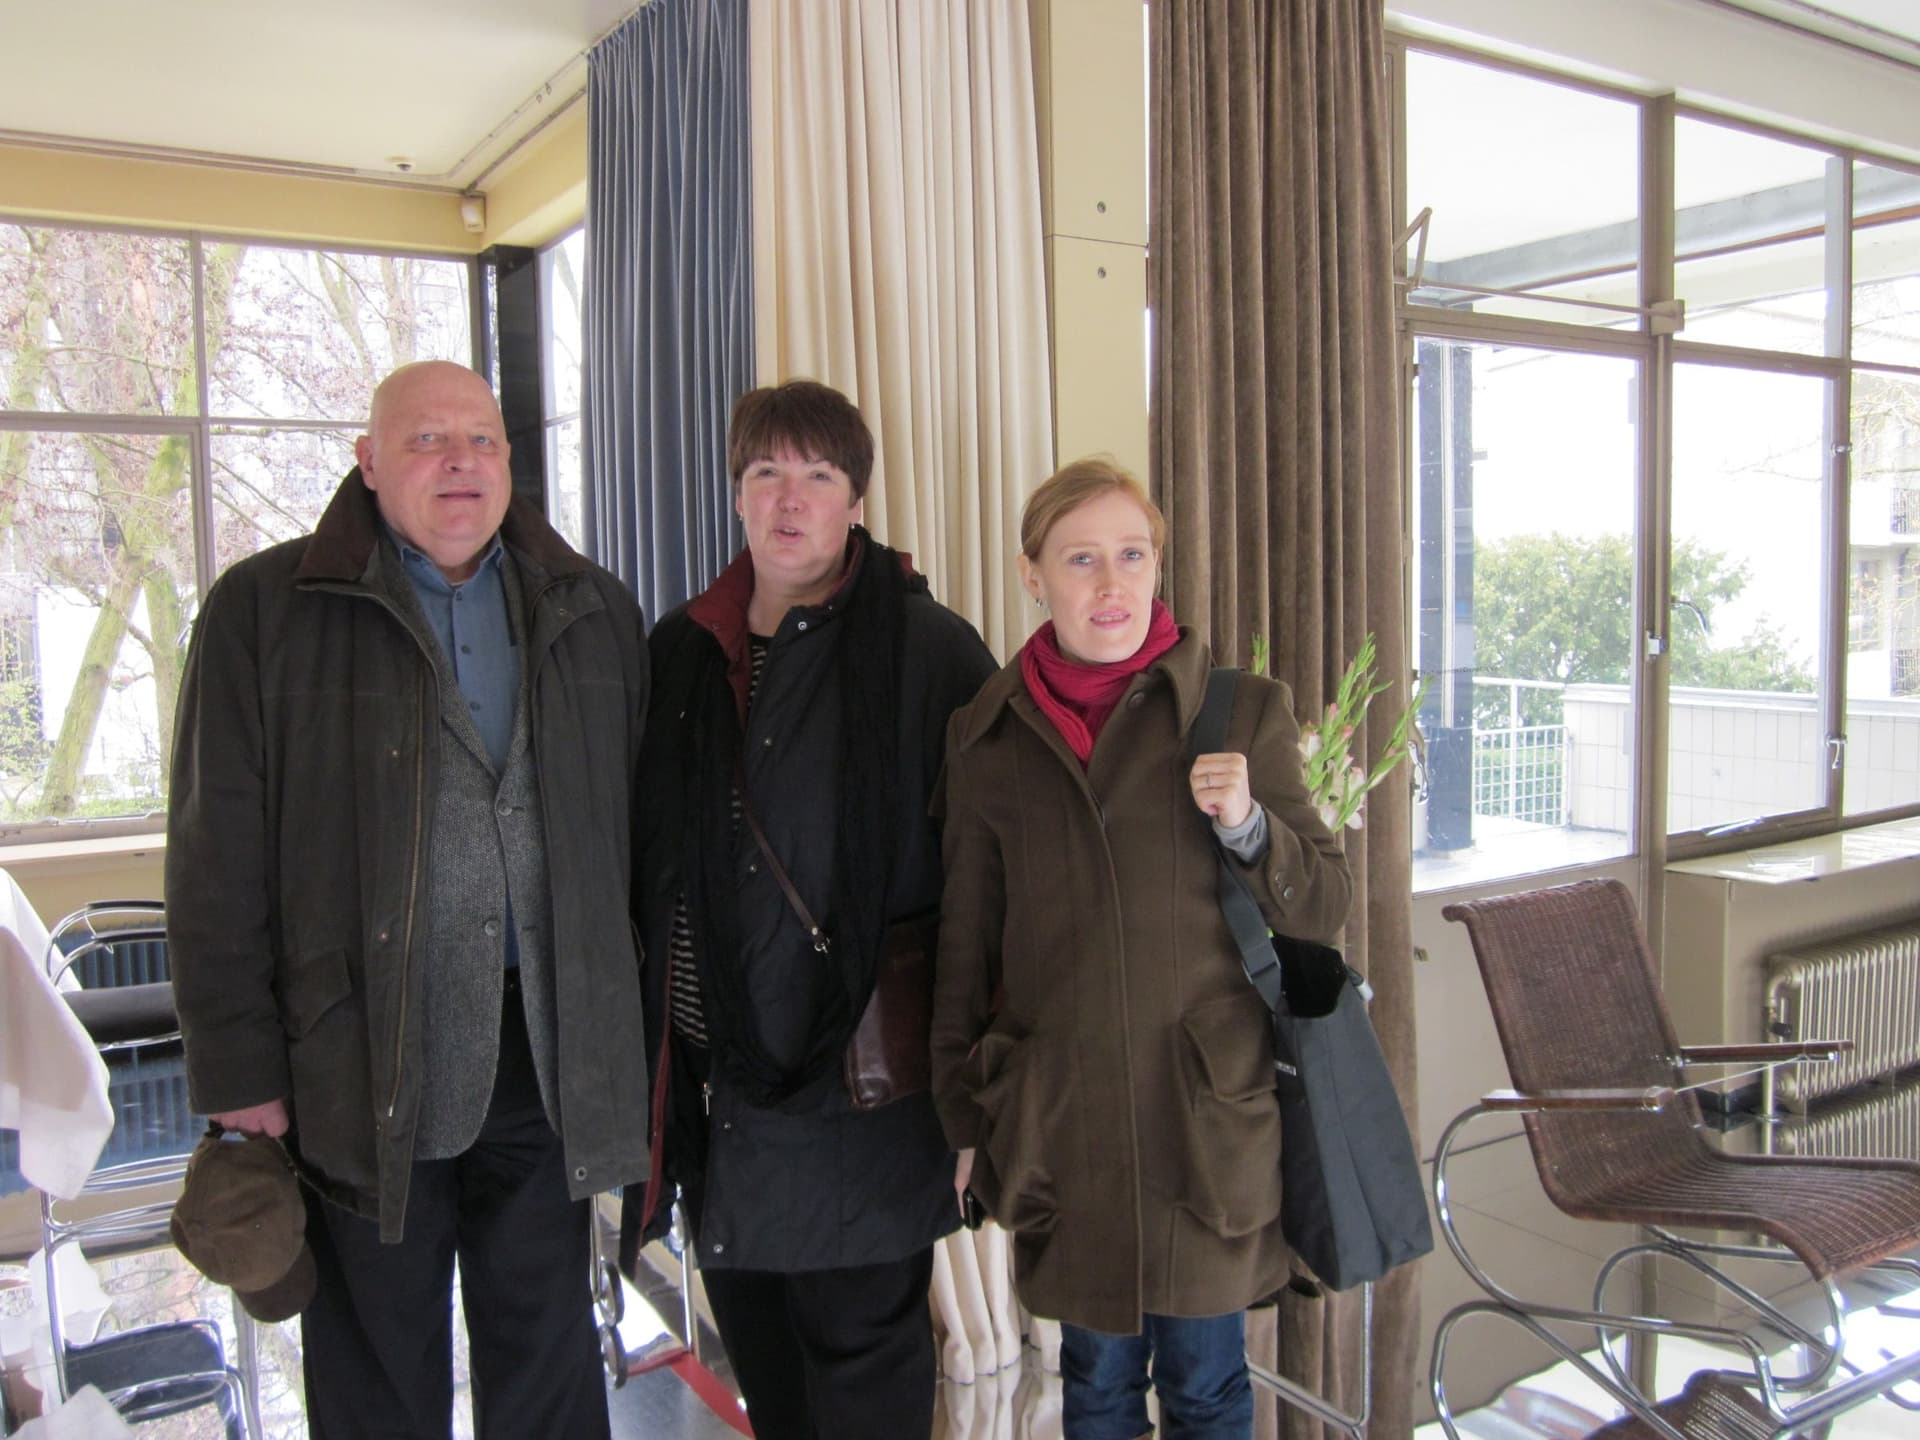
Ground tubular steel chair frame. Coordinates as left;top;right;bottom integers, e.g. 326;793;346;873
37;900;263;1439
39;1155;251;1435
1247;1282;1372;1440
1431;878;1920;1440
45;900;179;1055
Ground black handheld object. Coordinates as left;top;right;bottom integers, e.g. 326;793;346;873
960;1188;986;1231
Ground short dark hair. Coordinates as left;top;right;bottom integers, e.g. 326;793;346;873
726;380;875;501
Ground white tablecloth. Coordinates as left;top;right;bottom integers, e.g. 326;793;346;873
0;866;56;986
0;923;112;1199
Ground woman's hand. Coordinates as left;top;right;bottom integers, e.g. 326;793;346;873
954;1147;975;1216
1189;752;1253;829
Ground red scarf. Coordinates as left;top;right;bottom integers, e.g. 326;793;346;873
1019;600;1181;764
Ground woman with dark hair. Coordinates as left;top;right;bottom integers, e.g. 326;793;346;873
628;380;995;1440
932;457;1352;1440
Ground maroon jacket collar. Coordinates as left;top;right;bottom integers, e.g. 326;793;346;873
688;530;871;720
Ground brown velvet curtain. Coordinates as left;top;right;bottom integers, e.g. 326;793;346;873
1148;3;1418;1438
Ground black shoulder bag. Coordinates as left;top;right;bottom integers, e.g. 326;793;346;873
1190;668;1433;1290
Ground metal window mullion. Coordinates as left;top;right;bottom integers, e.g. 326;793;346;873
1639;91;1677;942
1401;277;1651;319
1401;306;1652;358
1824;158;1856;817
471;254;494;385
0;412;194;436
1667;340;1847;380
1851;358;1920;383
202;416;368;431
189;231;216;601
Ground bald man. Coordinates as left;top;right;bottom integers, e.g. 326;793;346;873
168;362;649;1438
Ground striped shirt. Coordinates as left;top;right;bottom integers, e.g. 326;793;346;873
668;635;770;1047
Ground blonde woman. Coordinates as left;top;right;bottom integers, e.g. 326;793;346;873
931;458;1351;1439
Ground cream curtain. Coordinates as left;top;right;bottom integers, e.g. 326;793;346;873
1150;2;1419;1437
749;0;1052;660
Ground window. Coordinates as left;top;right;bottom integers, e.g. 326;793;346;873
0;220;473;833
539;229;587;551
1668;362;1826;834
1849;559;1886;651
1403;50;1640;326
1674;119;1834;356
1401;40;1920;892
1854;162;1920;370
1411;340;1640;890
1845;369;1920;815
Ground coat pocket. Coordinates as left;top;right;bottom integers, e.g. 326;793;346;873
1177;994;1284;1236
279;948;375;1189
972;1031;1058;1234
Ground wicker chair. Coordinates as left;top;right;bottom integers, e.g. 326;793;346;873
1431;877;1920;1440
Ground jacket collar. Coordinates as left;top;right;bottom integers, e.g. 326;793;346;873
293;466;590;586
686;526;901;660
954;624;1212;752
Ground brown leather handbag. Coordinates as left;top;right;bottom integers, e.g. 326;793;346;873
740;798;937;1110
842;910;939;1109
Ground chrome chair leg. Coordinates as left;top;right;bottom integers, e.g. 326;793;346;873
1246;1282;1371;1440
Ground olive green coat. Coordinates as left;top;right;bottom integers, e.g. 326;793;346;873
931;629;1352;1335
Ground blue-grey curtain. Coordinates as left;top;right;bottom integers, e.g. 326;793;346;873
584;0;753;618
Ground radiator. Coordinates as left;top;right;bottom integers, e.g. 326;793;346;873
1765;919;1920;1113
1768;1075;1920;1159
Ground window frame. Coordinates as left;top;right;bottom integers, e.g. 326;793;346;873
0;214;483;843
1391;36;1920;895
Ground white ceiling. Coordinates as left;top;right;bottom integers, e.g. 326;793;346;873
2;0;1919;199
1724;0;1920;55
0;0;637;190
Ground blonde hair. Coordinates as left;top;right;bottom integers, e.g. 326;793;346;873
1019;456;1167;561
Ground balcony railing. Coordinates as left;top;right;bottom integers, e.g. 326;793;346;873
1471;723;1569;825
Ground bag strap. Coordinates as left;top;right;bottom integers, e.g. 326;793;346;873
1192;669;1287;1019
736;760;832;955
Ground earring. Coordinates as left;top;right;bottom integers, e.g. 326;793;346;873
1035;596;1047;610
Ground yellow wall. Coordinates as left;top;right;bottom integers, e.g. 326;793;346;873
0;141;481;252
480;103;589;250
0;95;590;254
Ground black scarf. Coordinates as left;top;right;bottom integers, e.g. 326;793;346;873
670;530;913;1108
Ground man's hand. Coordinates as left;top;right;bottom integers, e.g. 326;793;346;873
211;1098;290;1137
954;1147;975;1216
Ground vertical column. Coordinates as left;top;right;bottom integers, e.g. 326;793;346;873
1031;0;1148;480
480;244;548;514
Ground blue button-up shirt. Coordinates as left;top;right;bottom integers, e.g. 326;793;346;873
394;535;519;773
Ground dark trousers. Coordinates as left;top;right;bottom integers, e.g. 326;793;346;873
300;976;609;1440
699;1249;937;1440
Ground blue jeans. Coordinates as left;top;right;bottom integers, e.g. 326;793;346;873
1060;1311;1253;1440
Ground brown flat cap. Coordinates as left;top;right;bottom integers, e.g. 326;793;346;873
170;1127;316;1323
